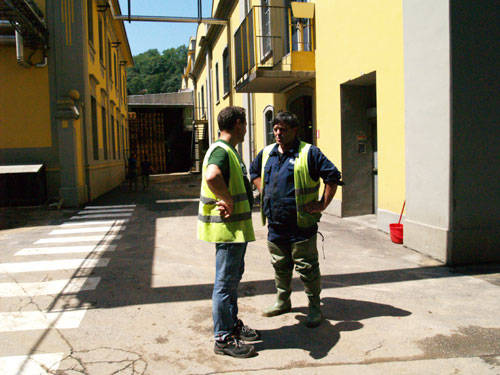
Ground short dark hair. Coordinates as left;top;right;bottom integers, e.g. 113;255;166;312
217;106;246;131
273;111;299;128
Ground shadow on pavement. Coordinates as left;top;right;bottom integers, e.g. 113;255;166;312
18;173;500;365
66;176;500;310
256;320;363;359
255;297;410;359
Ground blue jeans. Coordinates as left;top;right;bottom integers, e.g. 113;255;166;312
212;242;247;340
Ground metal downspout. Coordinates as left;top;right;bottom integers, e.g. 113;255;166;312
206;48;214;145
15;31;30;68
244;92;255;168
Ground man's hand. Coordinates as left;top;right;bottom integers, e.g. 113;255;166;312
216;199;234;218
252;177;262;193
205;164;234;218
303;200;324;214
303;182;338;214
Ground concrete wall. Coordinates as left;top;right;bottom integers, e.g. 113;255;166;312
449;0;500;264
403;0;452;262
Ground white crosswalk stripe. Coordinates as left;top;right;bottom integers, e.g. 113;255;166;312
0;310;87;332
0;277;101;297
78;208;134;214
60;219;128;227
34;234;121;244
70;213;132;219
16;244;116;256
49;226;123;235
84;204;136;209
0;204;134;368
0;353;64;375
0;258;110;273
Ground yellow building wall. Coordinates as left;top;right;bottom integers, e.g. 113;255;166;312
86;0;129;160
315;0;405;213
0;47;51;149
83;0;130;201
211;24;230;131
229;5;245;112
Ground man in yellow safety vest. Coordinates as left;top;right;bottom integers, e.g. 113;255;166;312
250;111;343;328
197;106;259;358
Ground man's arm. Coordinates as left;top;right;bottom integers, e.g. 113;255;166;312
250;150;264;193
303;181;338;214
205;164;234;218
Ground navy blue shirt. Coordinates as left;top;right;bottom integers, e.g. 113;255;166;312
250;139;343;244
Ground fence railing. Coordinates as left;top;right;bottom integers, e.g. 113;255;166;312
234;5;315;85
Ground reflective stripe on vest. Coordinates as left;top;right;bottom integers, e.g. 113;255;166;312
260;141;321;227
197;141;255;243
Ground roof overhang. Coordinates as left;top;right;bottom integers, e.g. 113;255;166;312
235;69;315;93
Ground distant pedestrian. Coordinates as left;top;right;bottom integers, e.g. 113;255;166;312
141;156;153;190
197;106;259;358
127;153;138;192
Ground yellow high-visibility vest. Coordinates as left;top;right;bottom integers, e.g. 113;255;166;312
260;141;321;227
197;141;255;243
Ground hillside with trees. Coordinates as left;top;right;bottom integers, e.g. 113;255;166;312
127;45;187;95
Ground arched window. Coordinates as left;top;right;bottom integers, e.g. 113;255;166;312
264;106;275;145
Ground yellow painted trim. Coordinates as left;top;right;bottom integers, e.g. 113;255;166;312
61;0;74;46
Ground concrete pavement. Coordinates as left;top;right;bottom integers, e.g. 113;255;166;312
0;172;499;374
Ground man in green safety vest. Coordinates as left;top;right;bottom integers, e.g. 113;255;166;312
250;111;343;328
197;106;260;358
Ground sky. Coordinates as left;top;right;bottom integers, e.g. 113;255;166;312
117;0;213;56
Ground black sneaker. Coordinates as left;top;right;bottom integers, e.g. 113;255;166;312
214;335;256;358
235;319;261;341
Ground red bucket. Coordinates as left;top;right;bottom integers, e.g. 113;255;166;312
389;223;403;244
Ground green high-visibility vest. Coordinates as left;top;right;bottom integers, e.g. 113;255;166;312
197;141;255;243
260;141;321;227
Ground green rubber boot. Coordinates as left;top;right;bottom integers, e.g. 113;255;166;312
262;272;292;317
303;274;322;328
305;296;322;328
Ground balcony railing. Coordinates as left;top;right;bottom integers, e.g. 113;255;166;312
234;5;315;92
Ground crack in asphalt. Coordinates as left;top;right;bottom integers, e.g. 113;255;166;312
187;352;500;375
53;347;148;375
364;342;383;355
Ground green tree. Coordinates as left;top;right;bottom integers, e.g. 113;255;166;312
127;45;187;95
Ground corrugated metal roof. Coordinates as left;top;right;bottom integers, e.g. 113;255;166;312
128;91;194;107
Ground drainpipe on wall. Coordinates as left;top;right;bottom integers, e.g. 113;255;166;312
15;31;31;68
206;46;214;144
242;92;254;168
